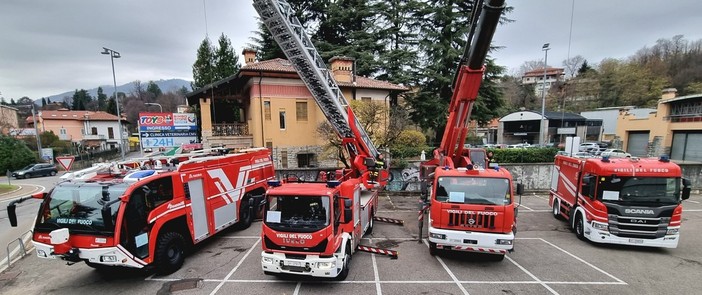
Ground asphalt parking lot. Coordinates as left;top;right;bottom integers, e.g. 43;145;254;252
2;193;702;295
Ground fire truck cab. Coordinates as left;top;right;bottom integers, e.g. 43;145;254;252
550;154;691;248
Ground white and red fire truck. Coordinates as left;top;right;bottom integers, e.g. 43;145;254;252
417;0;523;261
550;154;691;248
253;0;395;280
7;147;274;274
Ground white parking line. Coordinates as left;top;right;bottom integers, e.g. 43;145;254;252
145;278;629;285
209;238;261;295
292;282;301;295
685;200;700;204
372;253;382;295
505;256;559;295
538;238;626;284
423;239;469;295
517;203;535;211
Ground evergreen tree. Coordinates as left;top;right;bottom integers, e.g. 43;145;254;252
106;97;117;115
178;86;190;96
578;60;593;75
248;19;286;61
71;89;92;110
97;87;108;111
214;33;240;80
375;0;422;85
10;98;16;105
192;38;216;90
42;97;47;107
47;97;52;104
146;81;163;102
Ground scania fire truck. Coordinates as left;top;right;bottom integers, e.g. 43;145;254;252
253;0;393;279
550;154;691;248
417;0;522;261
8;148;274;274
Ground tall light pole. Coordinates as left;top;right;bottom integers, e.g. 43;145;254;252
30;104;43;156
144;102;163;112
539;43;550;146
101;47;125;160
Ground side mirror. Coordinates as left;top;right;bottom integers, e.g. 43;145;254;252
682;178;691;187
344;199;352;209
32;192;46;199
682;187;691;200
8;204;18;227
516;183;524;196
343;208;352;223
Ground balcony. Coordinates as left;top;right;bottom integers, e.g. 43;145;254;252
206;123;253;148
212;123;249;136
83;134;107;140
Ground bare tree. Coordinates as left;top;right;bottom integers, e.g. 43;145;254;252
517;59;546;77
562;55;585;78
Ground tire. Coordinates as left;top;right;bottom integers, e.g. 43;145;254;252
574;212;585;241
235;198;254;230
155;232;186;275
365;213;374;236
489;254;505;262
429;241;438;256
336;244;351;281
552;200;563;220
50;171;57;176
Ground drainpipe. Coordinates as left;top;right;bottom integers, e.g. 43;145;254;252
258;71;265;147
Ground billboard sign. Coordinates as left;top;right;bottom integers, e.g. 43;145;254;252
138;112;198;148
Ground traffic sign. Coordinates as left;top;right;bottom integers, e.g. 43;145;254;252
56;156;76;172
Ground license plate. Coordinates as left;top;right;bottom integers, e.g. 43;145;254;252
283;260;302;267
449;239;461;243
628;238;644;244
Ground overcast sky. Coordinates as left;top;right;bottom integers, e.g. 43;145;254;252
1;0;701;100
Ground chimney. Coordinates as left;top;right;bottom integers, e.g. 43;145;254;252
242;48;257;65
329;56;355;83
661;88;677;100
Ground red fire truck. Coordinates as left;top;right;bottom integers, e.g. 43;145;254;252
417;0;522;261
550;154;691;248
7;147;274;274
253;0;394;279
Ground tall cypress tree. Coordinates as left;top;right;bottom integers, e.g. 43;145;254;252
214;33;240;80
97;87;107;111
375;0;422;85
192;38;216;90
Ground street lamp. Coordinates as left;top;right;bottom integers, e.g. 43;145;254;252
144;102;163;112
539;43;550;146
101;47;125;160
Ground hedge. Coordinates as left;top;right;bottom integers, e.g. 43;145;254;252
487;148;558;163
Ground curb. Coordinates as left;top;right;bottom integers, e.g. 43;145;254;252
0;185;23;197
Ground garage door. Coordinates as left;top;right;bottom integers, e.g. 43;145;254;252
671;132;702;162
627;132;649;157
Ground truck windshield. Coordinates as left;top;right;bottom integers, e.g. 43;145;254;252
435;177;511;205
264;195;330;232
597;177;680;205
35;183;128;235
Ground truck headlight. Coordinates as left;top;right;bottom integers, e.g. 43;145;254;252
666;228;679;235
495;239;513;245
429;233;446;240
592;221;608;231
317;261;336;269
100;255;117;262
262;257;274;264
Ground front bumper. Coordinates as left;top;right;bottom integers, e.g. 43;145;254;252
583;222;680;248
261;251;342;278
428;225;514;254
32;241;146;268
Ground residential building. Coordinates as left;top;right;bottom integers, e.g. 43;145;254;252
27;109;128;151
581;106;655;142
498;110;602;145
616;88;702;162
0;104;19;134
186;50;408;168
521;67;565;96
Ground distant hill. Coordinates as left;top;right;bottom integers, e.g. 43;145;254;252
41;79;191;104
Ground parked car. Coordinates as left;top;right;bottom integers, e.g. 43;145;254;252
600;149;631;158
593;148;607;156
573;152;595;158
12;163;58;179
579;142;600;152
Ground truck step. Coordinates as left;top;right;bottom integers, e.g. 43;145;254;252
356;244;398;259
373;216;404;225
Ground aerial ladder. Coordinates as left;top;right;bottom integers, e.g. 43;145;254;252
253;0;388;188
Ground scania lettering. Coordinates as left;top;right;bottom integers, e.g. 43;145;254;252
549;153;691;248
7;148;275;274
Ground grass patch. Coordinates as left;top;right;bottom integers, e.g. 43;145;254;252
0;184;18;194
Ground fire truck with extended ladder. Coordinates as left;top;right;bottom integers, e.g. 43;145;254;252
550;152;691;248
7;147;274;274
253;0;397;280
418;0;524;261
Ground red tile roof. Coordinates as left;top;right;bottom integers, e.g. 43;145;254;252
241;59;408;91
26;110;124;123
523;67;565;77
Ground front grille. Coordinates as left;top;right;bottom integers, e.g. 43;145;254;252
447;212;495;229
608;215;668;239
264;236;328;252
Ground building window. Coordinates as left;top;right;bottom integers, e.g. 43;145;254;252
264;101;271;120
108;127;114;139
297;153;316;168
281;150;288;168
296;102;308;121
279;111;286;129
361;97;371;103
91;127;97;135
60;128;66;135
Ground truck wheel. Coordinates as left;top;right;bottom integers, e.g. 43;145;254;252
155;232;186;275
236;198;254;230
336;244;351;281
552;201;563;220
50;171;57;176
429;241;438;256
574;213;585;241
